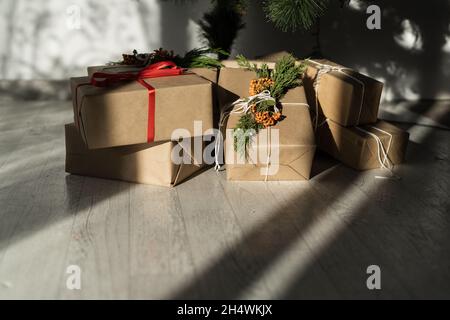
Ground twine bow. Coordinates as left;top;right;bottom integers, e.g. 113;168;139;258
214;90;276;171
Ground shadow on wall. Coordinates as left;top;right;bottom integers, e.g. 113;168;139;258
231;0;316;59
233;0;450;101
320;0;450;101
0;0;449;101
0;0;210;81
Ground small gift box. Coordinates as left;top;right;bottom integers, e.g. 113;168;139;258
224;87;316;181
303;59;383;127
70;62;213;149
316;118;409;170
65;123;209;186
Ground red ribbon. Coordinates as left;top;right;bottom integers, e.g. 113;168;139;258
75;61;183;143
90;61;183;87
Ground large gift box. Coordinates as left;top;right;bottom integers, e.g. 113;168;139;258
85;64;221;129
303;59;383;126
224;87;316;181
87;64;220;127
70;63;213;149
316;118;409;170
65;123;209;186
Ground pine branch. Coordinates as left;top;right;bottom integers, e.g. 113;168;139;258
263;0;328;32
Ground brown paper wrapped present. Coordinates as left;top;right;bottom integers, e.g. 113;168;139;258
224;86;316;181
70;66;213;149
254;51;292;62
316;118;409;170
65;123;209;186
303;59;383;127
86;64;220;128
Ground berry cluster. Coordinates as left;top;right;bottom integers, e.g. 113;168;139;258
250;104;282;128
249;78;274;96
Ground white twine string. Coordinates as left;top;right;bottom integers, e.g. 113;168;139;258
355;125;401;179
280;102;310;107
317;118;400;180
308;60;365;130
355;126;393;170
265;127;271;182
214;90;276;171
262;102;309;181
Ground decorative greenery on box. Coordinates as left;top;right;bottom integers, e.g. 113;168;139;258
232;54;306;157
111;47;227;69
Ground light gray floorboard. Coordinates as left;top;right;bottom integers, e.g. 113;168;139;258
0;97;449;299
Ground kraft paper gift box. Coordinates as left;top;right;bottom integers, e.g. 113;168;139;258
254;51;292;62
65;123;209;187
70;72;213;149
224;86;316;181
87;64;220;128
303;59;384;127
316;118;409;170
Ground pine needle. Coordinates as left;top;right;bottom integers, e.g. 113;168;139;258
263;0;328;32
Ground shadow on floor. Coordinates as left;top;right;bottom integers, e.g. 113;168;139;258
169;107;450;299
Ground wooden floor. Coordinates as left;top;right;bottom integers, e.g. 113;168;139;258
0;95;449;299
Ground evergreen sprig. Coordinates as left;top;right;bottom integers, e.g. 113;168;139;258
270;55;306;100
233;113;262;157
177;47;228;68
236;55;271;78
263;0;328;31
232;54;306;156
110;47;226;69
235;54;306;100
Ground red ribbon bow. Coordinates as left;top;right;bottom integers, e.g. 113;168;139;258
77;61;184;143
90;61;183;87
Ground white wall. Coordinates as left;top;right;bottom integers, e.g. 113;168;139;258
0;0;449;100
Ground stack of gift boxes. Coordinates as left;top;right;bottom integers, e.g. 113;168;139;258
302;59;409;171
66;64;217;187
65;53;409;186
